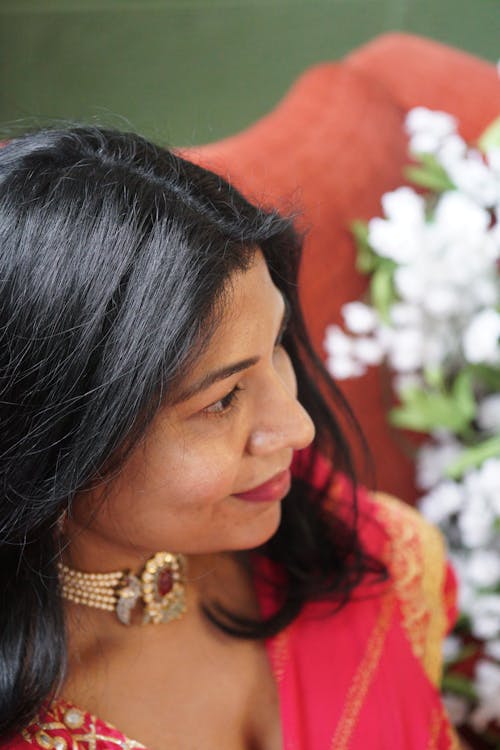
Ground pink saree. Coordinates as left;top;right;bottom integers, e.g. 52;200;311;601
6;463;460;750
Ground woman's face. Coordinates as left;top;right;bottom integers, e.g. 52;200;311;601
69;251;315;566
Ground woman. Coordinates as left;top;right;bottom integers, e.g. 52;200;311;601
0;127;458;749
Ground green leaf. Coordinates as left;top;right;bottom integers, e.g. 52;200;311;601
441;673;476;700
404;164;455;192
478;115;500;152
389;374;475;435
350;220;378;274
446;435;500;479
351;219;369;244
417;153;442;169
451;370;476;424
370;266;395;322
470;364;500;391
454;613;472;632
389;393;457;433
423;366;445;390
418;152;454;177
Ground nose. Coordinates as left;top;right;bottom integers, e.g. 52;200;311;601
247;366;316;457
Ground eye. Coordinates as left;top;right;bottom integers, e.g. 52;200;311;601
203;385;244;417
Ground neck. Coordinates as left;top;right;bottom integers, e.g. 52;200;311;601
60;519;258;662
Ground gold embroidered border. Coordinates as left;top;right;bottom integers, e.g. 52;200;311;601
426;705;463;750
22;701;146;750
447;723;463;750
330;592;396;750
372;493;448;686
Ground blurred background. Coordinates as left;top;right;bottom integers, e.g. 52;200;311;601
1;0;498;148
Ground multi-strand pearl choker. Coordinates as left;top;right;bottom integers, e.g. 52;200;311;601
58;551;187;625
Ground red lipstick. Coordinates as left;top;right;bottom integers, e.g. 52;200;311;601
233;469;291;503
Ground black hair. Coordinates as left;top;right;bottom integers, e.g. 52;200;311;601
0;126;385;737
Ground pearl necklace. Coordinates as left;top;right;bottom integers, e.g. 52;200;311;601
58;551;187;625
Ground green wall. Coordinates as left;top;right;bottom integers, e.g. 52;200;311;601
1;0;499;146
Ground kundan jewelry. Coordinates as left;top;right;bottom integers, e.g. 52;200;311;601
58;551;187;625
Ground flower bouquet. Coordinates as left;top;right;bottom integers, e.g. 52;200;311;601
324;105;500;742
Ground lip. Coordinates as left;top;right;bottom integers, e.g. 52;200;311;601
233;469;292;503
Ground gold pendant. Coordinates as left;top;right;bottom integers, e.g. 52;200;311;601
140;551;187;624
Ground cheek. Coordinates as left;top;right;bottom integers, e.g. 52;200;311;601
150;423;242;499
119;426;243;522
80;448;241;553
71;402;262;555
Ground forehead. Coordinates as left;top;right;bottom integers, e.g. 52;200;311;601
188;254;283;372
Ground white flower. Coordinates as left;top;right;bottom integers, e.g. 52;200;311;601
487;146;500;175
324;325;353;358
405;107;457;137
416;437;463;490
352;336;384;366
437;133;467;168
492;204;500;248
484;639;500;661
469;277;498;309
477;394;500;432
342;302;378;334
442;694;469;726
471;459;500;516
451;462;500;556
393;265;427;305
443;634;463;662
471;596;500;640
381;186;426;224
392;372;423;396
477;659;500;697
389;303;422;327
367;218;421;265
462;308;500;365
386;327;424;372
449;552;476;614
457;579;476;615
465;550;500;589
446;155;500;208
405;107;457;155
433;190;491;244
389;190;498;332
368;188;425;264
324;323;386;379
326;355;364;380
470;659;500;729
423;286;463;318
324;327;365;380
419;481;464;525
458;497;495;548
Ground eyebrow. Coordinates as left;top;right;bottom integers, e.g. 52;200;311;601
173;294;291;405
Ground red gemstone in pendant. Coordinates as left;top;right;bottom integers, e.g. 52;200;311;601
157;567;174;597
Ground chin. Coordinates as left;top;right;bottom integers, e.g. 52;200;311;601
230;502;283;551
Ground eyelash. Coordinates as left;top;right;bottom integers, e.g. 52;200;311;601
203;384;244;418
202;328;288;419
